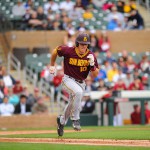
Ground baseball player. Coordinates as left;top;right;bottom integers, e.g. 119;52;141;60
49;32;99;136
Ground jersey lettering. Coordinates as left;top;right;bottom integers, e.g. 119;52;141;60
69;58;89;67
69;58;77;65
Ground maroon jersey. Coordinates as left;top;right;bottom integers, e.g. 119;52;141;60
56;46;98;80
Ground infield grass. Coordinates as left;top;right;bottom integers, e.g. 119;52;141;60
0;143;149;150
1;126;150;140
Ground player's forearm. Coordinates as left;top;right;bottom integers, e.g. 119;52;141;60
91;68;99;77
50;48;58;66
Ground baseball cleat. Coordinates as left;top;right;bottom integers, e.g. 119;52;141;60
57;116;64;136
72;120;81;131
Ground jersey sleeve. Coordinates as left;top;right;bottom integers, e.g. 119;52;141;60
56;45;69;57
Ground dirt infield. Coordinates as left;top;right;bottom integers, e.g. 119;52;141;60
0;130;150;147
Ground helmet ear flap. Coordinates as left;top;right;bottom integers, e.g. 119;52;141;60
76;41;79;47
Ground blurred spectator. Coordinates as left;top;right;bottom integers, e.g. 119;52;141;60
21;7;32;30
74;0;85;10
8;88;19;106
122;14;131;30
40;64;54;83
0;79;8;103
101;84;122;126
133;68;141;79
81;0;89;8
1;66;16;88
24;0;35;10
13;80;23;95
98;31;111;52
14;94;31;115
0;96;14;116
145;102;150;124
117;57;128;73
128;9;144;30
12;0;26;17
124;0;137;13
85;77;97;92
32;97;48;114
59;0;75;12
44;0;59;15
141;75;149;90
139;55;150;74
95;78;107;91
27;87;41;107
119;50;129;63
130;104;141;124
22;85;30;97
60;15;71;30
68;7;82;20
107;61;119;82
49;20;62;30
126;56;137;73
105;51;116;64
116;0;125;13
63;30;76;47
107;15;120;31
123;70;134;88
36;6;48;30
82;6;94;20
28;11;43;30
94;64;107;82
89;29;98;52
102;1;114;11
113;67;126;83
103;60;112;74
128;77;144;90
52;66;64;99
65;23;75;33
81;92;95;113
47;8;56;22
107;6;124;23
113;78;127;91
76;21;88;32
86;0;97;10
93;0;106;8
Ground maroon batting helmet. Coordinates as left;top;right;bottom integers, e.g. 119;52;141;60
75;32;91;46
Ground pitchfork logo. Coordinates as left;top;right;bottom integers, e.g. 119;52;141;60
83;37;87;42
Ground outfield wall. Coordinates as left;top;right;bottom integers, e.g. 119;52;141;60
0;114;57;129
5;30;150;53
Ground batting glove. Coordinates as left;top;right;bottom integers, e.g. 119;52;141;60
87;54;95;66
49;66;56;75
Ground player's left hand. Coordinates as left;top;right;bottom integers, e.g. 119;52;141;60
87;54;95;66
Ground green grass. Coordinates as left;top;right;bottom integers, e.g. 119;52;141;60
1;126;150;140
0;143;149;150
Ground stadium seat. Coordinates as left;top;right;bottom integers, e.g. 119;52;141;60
25;53;39;68
32;47;50;55
38;53;51;65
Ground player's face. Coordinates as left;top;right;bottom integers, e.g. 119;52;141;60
78;44;88;54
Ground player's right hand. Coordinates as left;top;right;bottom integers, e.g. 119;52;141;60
49;66;56;75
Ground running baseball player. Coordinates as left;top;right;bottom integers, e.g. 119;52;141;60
49;32;99;136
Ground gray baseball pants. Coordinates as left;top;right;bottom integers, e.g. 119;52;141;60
60;74;86;125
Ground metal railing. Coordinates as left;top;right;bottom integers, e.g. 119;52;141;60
7;52;21;79
39;78;55;113
24;66;38;88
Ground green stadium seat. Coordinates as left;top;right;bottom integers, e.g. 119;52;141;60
38;53;51;65
25;54;39;68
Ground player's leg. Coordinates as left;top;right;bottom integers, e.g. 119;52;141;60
63;79;85;130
